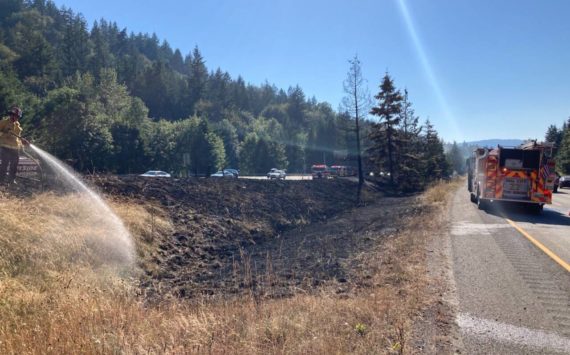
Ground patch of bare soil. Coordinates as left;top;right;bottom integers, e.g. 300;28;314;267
226;196;425;299
89;176;426;301
90;177;366;297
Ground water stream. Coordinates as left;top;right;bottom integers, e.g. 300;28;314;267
29;144;134;265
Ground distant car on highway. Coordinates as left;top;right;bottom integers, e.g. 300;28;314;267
211;170;237;178
140;170;171;177
267;168;286;180
224;168;239;178
559;175;570;189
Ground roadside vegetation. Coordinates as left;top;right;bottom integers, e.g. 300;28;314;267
0;178;461;354
545;120;570;174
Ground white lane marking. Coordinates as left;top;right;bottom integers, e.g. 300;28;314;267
457;313;570;353
451;221;511;236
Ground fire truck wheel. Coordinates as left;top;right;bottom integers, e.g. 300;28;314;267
477;196;486;210
476;188;485;210
477;200;485;210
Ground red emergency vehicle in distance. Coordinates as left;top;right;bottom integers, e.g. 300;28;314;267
330;165;357;177
311;164;331;179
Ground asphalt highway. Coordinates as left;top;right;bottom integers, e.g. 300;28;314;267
450;185;570;354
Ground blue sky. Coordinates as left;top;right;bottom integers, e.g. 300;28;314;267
51;0;570;142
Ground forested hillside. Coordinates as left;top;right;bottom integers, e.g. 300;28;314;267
0;0;448;183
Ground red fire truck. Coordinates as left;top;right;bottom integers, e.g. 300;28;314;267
311;164;331;179
467;141;556;212
329;165;357;177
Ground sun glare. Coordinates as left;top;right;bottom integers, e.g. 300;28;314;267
397;0;463;141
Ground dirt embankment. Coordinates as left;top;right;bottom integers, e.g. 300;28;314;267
92;176;391;298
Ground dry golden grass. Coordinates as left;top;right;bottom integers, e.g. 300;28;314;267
0;181;456;354
422;177;464;205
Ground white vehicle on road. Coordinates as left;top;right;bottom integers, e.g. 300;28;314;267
140;170;171;177
211;170;237;178
267;168;286;180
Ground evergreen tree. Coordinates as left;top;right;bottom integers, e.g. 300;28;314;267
545;124;559;144
134;61;172;118
10;15;58;93
59;12;90;77
206;68;231;121
169;48;185;73
89;22;114;77
369;73;403;186
187;46;208;115
142;119;177;172
397;89;424;191
423;119;449;180
287;85;306;126
557;125;570;174
447;141;465;175
232;75;249;111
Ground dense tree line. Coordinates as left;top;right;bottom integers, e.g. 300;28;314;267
545;119;570;174
366;74;449;192
0;0;354;176
1;0;449;190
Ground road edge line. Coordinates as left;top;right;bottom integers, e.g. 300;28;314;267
505;218;570;273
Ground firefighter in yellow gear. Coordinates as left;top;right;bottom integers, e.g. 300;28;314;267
0;106;30;184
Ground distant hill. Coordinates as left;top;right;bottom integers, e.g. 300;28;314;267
465;139;525;148
444;139;526;158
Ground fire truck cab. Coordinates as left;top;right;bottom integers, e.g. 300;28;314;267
467;141;556;212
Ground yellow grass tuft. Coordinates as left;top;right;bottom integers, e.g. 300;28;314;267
422;177;464;205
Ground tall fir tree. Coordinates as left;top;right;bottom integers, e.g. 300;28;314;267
187;46;208;115
60;12;90;77
369;73;403;186
423;119;449;180
398;89;424;191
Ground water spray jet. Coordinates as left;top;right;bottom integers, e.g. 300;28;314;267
27;144;135;266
